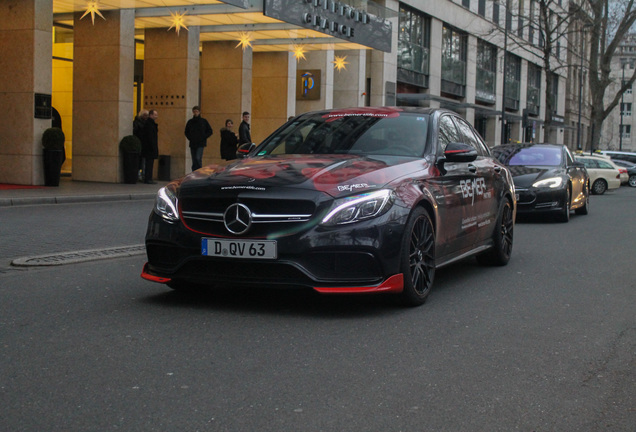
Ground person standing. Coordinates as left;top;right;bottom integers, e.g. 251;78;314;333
238;111;251;145
220;119;239;161
141;109;159;184
133;109;149;182
184;106;213;172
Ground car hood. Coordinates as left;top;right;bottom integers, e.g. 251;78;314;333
177;154;427;198
507;166;565;188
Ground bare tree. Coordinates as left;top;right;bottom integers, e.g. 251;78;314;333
584;0;636;150
483;0;576;133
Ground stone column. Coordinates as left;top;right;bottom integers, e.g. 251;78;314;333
143;27;199;179
0;0;52;185
369;0;398;106
426;18;443;109
333;49;367;109
201;41;252;164
296;50;335;114
252;52;295;143
72;9;135;183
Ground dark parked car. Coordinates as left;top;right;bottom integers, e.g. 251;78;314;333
142;107;516;306
612;159;636;187
491;143;589;222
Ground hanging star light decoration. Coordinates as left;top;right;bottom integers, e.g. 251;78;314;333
292;44;307;62
236;32;253;51
168;10;189;35
333;55;349;72
80;0;105;25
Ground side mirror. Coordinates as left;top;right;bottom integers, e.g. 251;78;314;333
236;143;256;159
443;142;478;162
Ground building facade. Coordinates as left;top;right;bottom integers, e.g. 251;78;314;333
601;33;636;152
0;0;570;185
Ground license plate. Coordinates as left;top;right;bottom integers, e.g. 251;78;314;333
202;238;277;259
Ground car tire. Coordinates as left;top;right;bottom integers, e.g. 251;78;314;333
556;187;571;223
629;175;636;188
476;198;514;266
398;207;435;307
574;184;590;215
592;179;607;195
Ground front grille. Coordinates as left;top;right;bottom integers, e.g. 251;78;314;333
180;197;317;236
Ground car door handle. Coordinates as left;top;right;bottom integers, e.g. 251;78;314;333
468;164;477;173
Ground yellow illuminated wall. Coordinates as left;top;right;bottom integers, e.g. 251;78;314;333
52;31;73;173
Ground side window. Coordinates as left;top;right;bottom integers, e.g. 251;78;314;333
453;117;488;156
438;115;461;153
597;160;614;169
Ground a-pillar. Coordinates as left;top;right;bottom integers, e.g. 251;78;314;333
333;50;367;108
252;52;297;143
0;0;52;185
369;0;398;106
72;9;135;182
143;27;200;179
296;50;334;115
201;41;252;164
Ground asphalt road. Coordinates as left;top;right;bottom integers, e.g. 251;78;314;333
1;189;634;431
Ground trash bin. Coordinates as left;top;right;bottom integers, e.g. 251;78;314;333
158;155;171;181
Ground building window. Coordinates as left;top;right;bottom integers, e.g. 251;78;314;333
621;103;633;116
493;0;500;25
441;26;467;98
478;0;486;16
462;0;470;8
505;53;521;110
621;125;632;138
623;80;633;94
476;40;497;104
398;4;430;88
550;73;559;114
526;63;541;115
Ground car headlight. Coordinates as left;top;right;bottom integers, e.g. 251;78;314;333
532;177;563;188
321;189;394;226
154;185;179;221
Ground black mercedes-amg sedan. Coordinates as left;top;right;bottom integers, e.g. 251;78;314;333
491;143;589;222
142;107;516;306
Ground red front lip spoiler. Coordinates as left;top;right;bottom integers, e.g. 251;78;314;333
141;262;404;294
313;274;404;294
141;263;171;284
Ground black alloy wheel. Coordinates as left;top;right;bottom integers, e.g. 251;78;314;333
592;178;608;195
629;175;636;188
477;199;514;266
399;207;435;306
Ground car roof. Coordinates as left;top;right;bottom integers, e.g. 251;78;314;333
492;143;564;150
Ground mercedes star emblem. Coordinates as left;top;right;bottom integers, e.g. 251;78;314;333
223;203;252;234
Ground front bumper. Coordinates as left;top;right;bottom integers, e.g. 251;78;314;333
514;187;567;214
142;210;406;293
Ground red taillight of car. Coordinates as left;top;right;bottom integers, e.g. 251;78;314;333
619;168;627;174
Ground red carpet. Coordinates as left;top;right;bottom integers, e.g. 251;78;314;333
0;184;48;190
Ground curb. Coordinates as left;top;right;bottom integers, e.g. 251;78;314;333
0;193;157;207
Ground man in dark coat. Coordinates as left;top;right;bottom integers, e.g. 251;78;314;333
133;109;149;181
238;111;252;145
220;119;239;161
141;109;159;184
184;106;213;172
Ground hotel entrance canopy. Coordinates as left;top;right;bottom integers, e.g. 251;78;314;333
53;0;395;53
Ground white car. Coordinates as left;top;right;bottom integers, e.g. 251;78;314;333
575;155;622;194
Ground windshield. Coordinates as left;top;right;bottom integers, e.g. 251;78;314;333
255;112;430;157
494;146;563;166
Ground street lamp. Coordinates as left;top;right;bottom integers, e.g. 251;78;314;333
576;33;585;151
500;0;511;145
619;61;625;151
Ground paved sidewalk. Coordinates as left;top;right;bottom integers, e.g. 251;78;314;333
0;177;168;207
